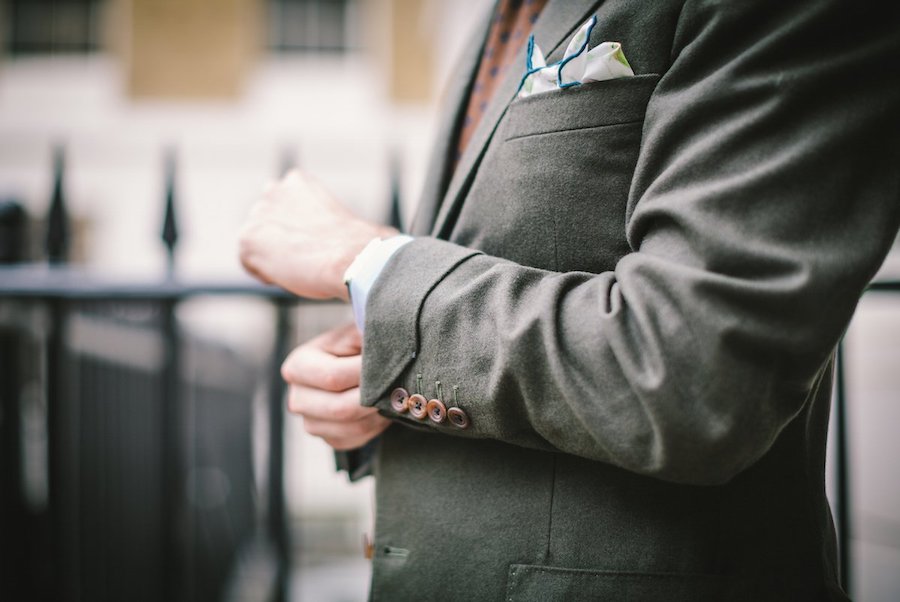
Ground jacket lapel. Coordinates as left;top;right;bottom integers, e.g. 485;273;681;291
430;0;605;238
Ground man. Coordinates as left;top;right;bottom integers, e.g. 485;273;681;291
240;0;900;599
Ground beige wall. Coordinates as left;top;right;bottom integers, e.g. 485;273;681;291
123;0;261;100
387;0;433;103
361;0;437;104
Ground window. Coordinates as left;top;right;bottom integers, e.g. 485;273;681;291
267;0;359;54
2;0;105;56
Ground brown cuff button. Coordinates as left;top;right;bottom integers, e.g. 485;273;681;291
408;394;428;420
426;399;447;424
447;407;470;429
389;387;410;413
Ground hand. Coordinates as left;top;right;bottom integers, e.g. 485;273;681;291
240;169;397;300
281;323;390;450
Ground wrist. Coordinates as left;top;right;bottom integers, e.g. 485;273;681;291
330;223;399;301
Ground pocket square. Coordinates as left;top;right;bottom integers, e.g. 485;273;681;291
518;16;634;99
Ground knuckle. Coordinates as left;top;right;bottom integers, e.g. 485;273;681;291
238;229;265;270
286;389;302;414
280;355;298;383
237;232;254;261
280;348;309;384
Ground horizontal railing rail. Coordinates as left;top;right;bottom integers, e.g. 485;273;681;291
867;279;900;292
0;265;295;300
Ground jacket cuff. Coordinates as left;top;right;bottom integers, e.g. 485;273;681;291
360;237;482;407
345;235;415;332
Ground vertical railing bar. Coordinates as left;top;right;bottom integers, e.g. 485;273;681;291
159;143;187;600
47;298;80;601
46;145;69;265
160;297;184;602
44;143;77;599
387;149;403;232
835;341;851;594
268;299;292;602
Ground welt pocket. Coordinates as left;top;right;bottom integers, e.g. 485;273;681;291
504;73;661;141
506;563;733;602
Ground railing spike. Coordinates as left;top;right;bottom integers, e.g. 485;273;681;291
46;144;69;264
388;150;404;232
161;147;179;275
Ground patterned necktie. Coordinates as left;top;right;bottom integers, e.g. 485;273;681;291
456;0;549;161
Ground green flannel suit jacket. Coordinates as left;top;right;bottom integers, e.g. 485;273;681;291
347;0;900;599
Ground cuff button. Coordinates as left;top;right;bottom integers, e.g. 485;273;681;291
426;399;447;424
447;407;470;429
389;387;410;413
408;394;428;420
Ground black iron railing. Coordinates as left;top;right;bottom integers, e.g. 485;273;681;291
0;270;304;602
0;145;321;602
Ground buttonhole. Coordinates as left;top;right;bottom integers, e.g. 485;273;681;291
383;546;410;558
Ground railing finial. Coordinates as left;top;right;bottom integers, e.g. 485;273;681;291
46;144;69;264
161;146;179;275
388;149;403;232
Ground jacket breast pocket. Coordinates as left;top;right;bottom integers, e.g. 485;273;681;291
452;74;660;274
477;73;660;274
503;73;661;141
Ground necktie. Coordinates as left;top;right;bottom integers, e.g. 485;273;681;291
456;0;549;160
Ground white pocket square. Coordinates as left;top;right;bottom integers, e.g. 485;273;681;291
518;16;634;98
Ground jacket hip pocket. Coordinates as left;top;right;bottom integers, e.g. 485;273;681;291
506;564;734;601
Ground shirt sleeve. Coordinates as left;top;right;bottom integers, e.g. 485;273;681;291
344;235;414;332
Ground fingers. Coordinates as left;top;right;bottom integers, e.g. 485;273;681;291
287;385;368;421
304;416;391;451
281;345;362;391
301;413;390;451
287;385;390;450
280;324;381;450
315;322;362;356
281;323;362;390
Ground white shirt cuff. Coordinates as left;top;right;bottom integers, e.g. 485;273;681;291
343;235;414;332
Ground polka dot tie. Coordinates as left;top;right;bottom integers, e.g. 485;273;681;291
456;0;549;161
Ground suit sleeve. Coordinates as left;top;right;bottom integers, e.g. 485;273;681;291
358;0;900;485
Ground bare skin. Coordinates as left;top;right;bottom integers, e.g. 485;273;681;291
239;169;397;301
281;323;390;450
240;169;394;449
